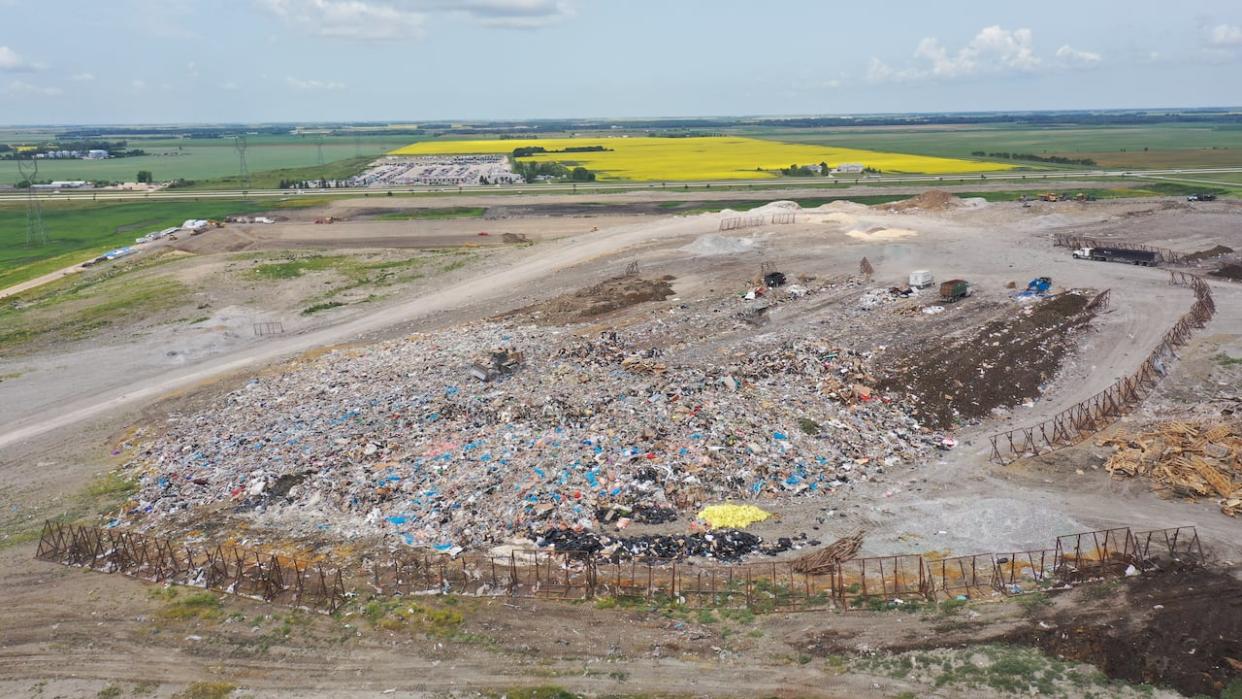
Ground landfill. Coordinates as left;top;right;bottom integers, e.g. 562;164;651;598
1100;421;1242;517
119;277;945;557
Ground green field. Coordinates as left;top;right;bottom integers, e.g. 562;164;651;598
0;199;269;289
0;134;417;187
753;124;1242;169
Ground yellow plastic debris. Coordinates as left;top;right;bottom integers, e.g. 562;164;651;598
697;504;772;529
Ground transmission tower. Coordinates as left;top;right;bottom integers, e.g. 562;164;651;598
233;135;251;191
16;155;47;246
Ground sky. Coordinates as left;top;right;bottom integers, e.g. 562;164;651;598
1;0;1241;124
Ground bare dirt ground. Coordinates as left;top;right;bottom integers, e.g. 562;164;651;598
2;193;1241;697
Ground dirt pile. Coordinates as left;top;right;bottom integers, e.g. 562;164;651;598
884;190;959;212
1211;263;1242;281
1184;244;1234;262
877;293;1096;429
1012;567;1242;698
507;275;676;324
1100;421;1242;516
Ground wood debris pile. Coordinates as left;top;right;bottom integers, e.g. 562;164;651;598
1100;421;1241;517
790;529;866;575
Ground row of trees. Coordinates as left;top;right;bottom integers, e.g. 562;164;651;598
972;151;1098;167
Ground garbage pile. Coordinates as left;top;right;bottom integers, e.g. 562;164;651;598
1100;421;1241;517
120;287;943;556
538;527;800;562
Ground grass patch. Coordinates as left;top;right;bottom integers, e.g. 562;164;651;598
171;682;236;699
0;199;268;290
157;591;224;621
0;273;188;353
302;301;345;315
1214;353;1242;367
0;469;141;551
375;206;486;220
359;597;465;638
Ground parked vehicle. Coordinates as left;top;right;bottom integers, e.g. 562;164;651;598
1072;246;1160;266
939;279;972;303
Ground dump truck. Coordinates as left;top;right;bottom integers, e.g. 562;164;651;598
939;279;972;303
1072;246;1159;266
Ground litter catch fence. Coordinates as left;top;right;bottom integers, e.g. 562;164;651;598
36;521;1202;613
1053;234;1186;264
989;271;1215;464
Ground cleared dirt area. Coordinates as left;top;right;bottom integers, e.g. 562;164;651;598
2;191;1242;697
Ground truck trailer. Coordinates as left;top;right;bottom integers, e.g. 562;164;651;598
1072;246;1159;266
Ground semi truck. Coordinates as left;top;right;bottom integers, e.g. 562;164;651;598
1072;246;1160;266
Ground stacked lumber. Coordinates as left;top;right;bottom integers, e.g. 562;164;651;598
1100;421;1241;517
790;529;866;575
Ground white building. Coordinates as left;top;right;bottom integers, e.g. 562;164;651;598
831;163;864;174
85;150;110;159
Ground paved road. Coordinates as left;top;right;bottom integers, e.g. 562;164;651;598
3;166;1240;203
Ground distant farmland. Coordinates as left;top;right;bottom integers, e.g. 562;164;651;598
390;136;1014;181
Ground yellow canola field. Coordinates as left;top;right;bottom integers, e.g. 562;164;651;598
390;136;1011;181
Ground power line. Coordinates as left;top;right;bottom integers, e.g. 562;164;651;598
233;135;251;191
16;154;47;246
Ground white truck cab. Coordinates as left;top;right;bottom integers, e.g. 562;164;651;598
1072;247;1093;259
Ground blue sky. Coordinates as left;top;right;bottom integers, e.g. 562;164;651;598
1;0;1241;124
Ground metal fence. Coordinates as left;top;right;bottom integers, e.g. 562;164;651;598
36;521;1202;613
1053;233;1186;264
989;271;1215;464
719;215;766;231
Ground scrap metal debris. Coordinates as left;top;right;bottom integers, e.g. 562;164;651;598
790;529;866;575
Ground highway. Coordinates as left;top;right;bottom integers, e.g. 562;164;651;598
3;166;1240;203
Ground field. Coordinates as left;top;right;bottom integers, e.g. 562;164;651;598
752;124;1242;169
0;199;268;289
0;134;416;187
390;136;1014;180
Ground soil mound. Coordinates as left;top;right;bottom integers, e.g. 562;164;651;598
1211;263;1242;281
507;275;676;325
885;190;959;212
1185;244;1234;262
877;292;1095;428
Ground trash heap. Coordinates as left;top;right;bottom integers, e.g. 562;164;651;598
1100;421;1241;517
121;293;943;555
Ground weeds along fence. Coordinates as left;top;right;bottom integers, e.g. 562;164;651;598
36;521;1202;613
988;271;1216;464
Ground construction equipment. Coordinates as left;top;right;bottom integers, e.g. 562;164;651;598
466;349;525;382
1187;193;1217;202
1072;246;1160;267
939;279;972;303
1039;192;1059;202
1073;192;1096;202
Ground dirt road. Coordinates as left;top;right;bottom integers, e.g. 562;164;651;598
0;214;718;451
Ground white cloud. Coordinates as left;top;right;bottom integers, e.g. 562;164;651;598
70;72;95;81
286;76;346;90
1055;45;1102;66
447;0;573;28
219;81;239;90
187;61;199;77
256;0;572;39
131;79;147;90
259;0;426;40
0;45;43;72
869;26;1101;83
1208;24;1242;47
8;80;63;96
